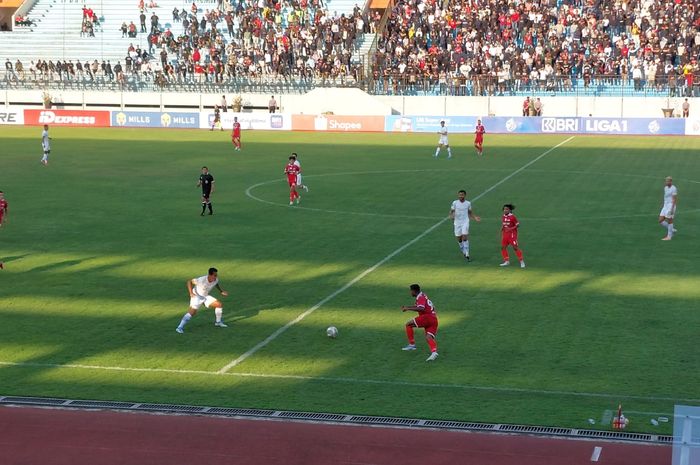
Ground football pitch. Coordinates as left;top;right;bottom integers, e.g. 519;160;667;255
1;127;698;434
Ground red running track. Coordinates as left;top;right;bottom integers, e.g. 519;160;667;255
0;406;670;465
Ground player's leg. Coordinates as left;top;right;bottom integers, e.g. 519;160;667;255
512;240;525;268
659;211;673;239
41;149;49;165
446;143;452;159
207;297;227;327
402;318;418;350
499;236;510;266
207;197;213;215
434;143;442;157
425;328;438;361
201;194;208;215
461;223;471;260
176;300;201;333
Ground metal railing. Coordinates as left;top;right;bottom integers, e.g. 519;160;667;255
365;73;700;98
0;70;362;93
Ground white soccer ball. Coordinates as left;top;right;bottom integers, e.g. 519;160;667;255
326;326;338;338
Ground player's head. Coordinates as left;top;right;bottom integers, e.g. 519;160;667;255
458;189;466;201
477;119;481;125
291;152;297;160
665;176;673;186
409;284;421;297
208;267;218;280
288;156;295;161
234;116;238;122
440;120;445;126
0;191;3;199
43;124;48;130
201;166;208;174
503;204;515;214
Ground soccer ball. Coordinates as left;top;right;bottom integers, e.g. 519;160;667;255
326;326;338;338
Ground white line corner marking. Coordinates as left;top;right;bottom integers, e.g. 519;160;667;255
218;136;576;373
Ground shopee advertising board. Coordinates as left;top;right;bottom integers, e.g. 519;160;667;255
291;114;385;132
24;109;111;127
199;112;291;130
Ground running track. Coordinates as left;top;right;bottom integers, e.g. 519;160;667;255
0;406;670;465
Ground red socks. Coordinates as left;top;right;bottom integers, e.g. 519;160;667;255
427;337;437;353
405;326;415;345
501;249;509;260
515;249;524;261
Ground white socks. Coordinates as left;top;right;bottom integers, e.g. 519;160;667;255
463;240;469;255
215;308;223;323
434;147;440;157
667;223;674;238
447;147;452;157
177;312;192;330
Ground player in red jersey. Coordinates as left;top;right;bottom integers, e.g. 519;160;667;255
500;204;525;268
284;155;301;205
0;191;6;269
401;284;439;361
231;116;241;151
474;119;485;157
0;191;7;228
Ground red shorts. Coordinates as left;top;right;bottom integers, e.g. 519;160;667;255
413;314;438;337
232;132;240;138
475;135;483;144
501;233;518;247
287;177;297;187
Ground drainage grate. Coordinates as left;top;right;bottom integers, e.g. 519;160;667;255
499;424;572;436
67;400;137;409
423;420;495;430
1;396;67;405
136;404;207;413
349;416;419;426
277;411;347;422
577;429;653;442
207;407;275;417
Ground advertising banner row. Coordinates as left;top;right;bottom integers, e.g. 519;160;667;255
2;108;698;135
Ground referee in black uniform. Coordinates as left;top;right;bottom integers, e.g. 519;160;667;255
197;166;215;215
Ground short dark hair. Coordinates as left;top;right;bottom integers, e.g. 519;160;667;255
289;156;295;160
202;166;208;170
410;284;421;293
503;204;515;211
291;152;297;158
458;190;466;195
208;267;218;275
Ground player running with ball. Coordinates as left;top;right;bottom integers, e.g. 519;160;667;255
402;284;439;362
499;204;525;268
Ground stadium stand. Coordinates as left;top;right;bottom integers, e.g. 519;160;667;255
1;0;699;96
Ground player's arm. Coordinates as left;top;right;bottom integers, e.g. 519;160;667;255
671;192;678;213
449;208;455;220
196;178;202;188
401;305;424;313
215;282;228;297
187;279;195;297
211;179;215;193
468;208;481;222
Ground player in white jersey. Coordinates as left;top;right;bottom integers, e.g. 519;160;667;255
41;125;51;165
659;176;678;241
449;189;481;261
176;267;229;333
434;120;452;159
291;153;308;192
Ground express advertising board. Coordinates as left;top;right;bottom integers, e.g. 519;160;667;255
111;111;199;128
24;109;111;127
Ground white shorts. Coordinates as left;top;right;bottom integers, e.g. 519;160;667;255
42;144;50;152
296;174;303;185
659;203;675;218
454;221;470;237
439;136;449;146
189;294;218;310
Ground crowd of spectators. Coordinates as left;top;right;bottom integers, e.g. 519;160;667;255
371;0;700;96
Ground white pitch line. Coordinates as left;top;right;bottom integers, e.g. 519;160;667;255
2;360;699;403
219;136;575;373
591;446;602;462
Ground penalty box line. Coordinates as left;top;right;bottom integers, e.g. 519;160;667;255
218;136;576;374
1;359;698;403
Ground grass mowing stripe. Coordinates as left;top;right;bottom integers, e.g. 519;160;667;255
219;136;576;373
2;360;696;403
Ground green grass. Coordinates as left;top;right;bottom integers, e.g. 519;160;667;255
1;127;699;435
